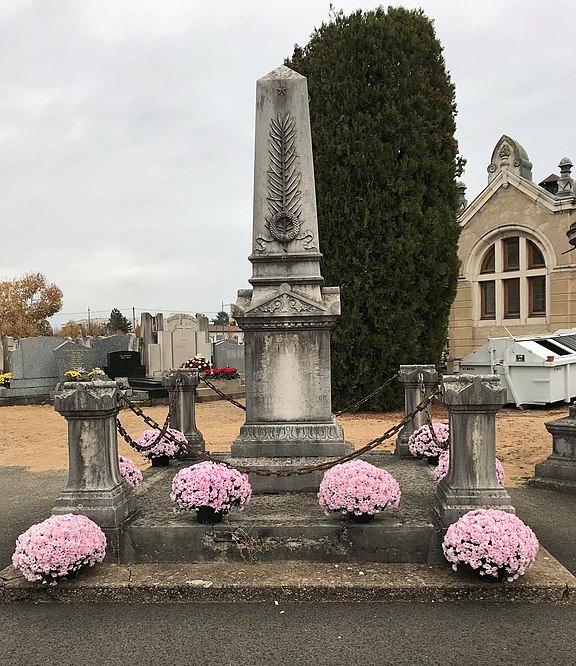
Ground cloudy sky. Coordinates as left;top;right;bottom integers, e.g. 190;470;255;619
2;1;575;329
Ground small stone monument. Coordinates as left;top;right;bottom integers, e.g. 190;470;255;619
395;365;438;457
533;404;576;492
230;65;351;475
435;375;515;526
53;381;137;531
162;369;205;455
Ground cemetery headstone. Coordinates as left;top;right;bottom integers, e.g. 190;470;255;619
213;339;245;373
91;334;138;368
8;336;63;396
53;340;96;380
106;350;145;379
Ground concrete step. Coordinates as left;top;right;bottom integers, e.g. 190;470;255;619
121;454;443;564
1;549;573;604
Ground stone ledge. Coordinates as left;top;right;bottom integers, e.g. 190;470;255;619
1;548;574;604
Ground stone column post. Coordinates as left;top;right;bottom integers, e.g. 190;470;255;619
395;365;438;458
435;374;515;526
52;381;137;528
533;404;576;491
162;369;205;456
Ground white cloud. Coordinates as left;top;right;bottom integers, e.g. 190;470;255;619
1;1;574;326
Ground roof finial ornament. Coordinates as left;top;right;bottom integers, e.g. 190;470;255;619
456;180;468;213
487;136;533;184
557;157;574;199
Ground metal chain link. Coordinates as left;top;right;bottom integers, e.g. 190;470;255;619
199;373;399;417
199;375;247;411
115;374;440;476
334;373;398;416
123;386;439;476
116;378;181;454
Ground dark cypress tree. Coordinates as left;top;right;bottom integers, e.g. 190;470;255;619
286;7;462;410
108;308;133;334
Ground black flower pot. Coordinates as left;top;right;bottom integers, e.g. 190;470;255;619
151;454;170;467
461;562;508;583
347;512;375;524
196;506;225;525
425;455;440;466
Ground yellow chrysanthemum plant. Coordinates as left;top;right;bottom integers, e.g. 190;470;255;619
64;368;106;382
0;372;11;387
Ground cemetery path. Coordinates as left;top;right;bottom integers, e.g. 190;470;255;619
0;401;567;487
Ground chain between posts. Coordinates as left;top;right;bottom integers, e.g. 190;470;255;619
117;382;441;476
198;373;399;416
115;373;441;476
199;375;247;411
334;374;398;416
116;378;181;453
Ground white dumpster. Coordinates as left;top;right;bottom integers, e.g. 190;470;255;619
459;330;576;407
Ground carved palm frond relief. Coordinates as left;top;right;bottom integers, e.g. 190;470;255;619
266;113;302;245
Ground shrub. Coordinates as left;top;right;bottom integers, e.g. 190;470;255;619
318;460;401;516
12;514;106;585
118;455;143;488
170;461;252;513
442;509;539;581
434;451;505;485
137;427;187;460
408;423;449;459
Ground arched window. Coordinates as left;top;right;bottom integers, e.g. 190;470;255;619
480;246;495;274
477;236;547;322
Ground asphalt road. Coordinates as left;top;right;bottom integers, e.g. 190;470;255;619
0;467;66;570
0;601;574;666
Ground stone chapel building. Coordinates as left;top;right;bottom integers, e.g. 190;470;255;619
448;135;576;367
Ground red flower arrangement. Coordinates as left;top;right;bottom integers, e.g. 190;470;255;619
204;367;240;380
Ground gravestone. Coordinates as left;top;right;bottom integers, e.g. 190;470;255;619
8;336;62;396
106;350;145;379
53;340;96;380
1;336;15;374
230;65;351;468
91;334;138;368
142;312;212;378
212;340;245;373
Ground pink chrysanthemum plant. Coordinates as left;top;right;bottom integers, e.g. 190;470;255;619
442;509;539;582
137;427;187;460
408;423;449;459
170;461;252;514
12;514;106;585
118;455;143;489
318;460;401;518
434;451;506;485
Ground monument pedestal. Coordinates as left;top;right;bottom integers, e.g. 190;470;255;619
533;407;576;493
232;420;351;458
52;381;138;529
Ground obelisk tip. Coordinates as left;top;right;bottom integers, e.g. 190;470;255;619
258;64;305;82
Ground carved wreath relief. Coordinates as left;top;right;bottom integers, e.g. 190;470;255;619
255;112;316;253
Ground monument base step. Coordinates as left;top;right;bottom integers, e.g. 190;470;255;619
119;454;443;564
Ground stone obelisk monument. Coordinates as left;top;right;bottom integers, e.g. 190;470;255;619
231;65;351;473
